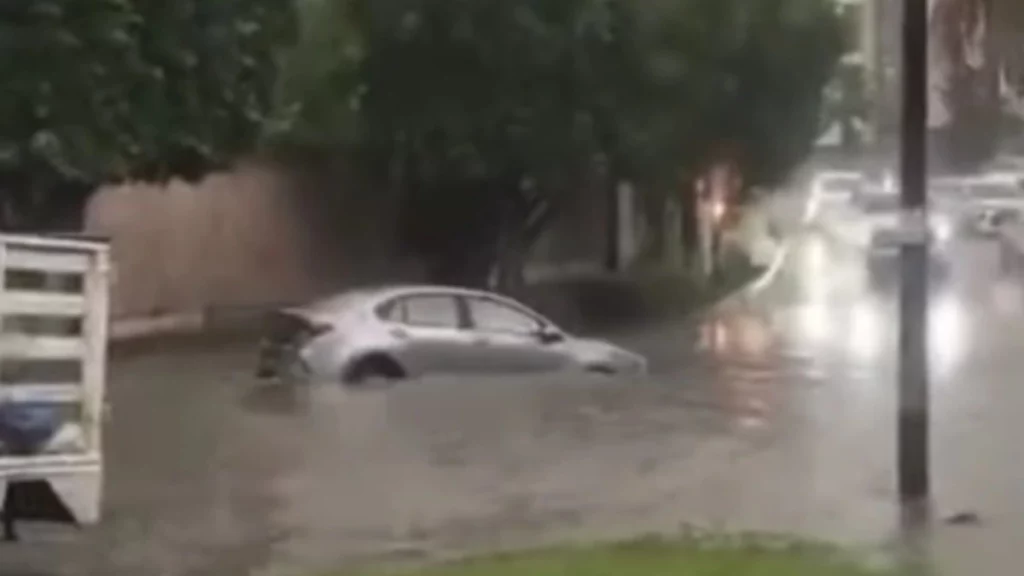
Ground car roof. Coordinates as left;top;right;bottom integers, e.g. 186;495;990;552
287;284;532;319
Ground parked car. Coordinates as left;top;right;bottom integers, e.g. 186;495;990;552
256;285;649;385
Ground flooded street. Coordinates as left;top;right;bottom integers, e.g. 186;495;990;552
3;215;1024;575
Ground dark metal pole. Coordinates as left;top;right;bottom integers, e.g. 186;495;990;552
898;0;930;503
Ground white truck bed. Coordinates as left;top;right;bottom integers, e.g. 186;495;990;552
0;233;110;532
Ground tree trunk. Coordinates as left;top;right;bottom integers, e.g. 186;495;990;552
604;174;620;273
493;239;527;296
679;176;699;263
493;174;550;297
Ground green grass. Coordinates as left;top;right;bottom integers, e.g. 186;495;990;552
334;538;906;576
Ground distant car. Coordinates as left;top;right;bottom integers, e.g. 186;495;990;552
972;209;1016;236
814;171;864;201
866;225;950;286
963;177;1024;207
256;285;648;385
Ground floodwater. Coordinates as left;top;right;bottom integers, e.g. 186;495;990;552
3;203;1024;576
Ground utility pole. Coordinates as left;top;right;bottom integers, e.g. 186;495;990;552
898;0;930;503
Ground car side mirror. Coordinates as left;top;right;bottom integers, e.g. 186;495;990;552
537;327;565;345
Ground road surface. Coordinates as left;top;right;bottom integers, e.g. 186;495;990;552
2;194;1022;576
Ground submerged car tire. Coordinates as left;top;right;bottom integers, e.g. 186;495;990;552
344;355;406;387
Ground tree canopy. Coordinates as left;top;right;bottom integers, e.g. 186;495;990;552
279;0;842;285
0;0;297;229
0;0;841;279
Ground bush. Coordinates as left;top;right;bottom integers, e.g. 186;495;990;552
522;255;762;334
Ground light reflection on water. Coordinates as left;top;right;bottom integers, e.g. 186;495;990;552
696;312;779;431
786;290;969;380
849;300;884;361
699;227;976;429
929;293;967;380
706;288;970;411
801;236;829;303
797;304;832;346
992;280;1024;316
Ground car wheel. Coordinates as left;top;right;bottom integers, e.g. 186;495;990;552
344;355;406;387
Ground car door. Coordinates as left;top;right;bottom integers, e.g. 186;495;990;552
464;296;566;374
383;293;476;376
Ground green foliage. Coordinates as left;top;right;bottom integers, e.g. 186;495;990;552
277;0;842;283
725;0;843;186
282;0;841;186
0;0;297;227
271;0;364;149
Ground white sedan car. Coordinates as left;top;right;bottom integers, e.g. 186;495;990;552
256;285;648;385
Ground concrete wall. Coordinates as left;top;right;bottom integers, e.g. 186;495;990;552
84;165;323;322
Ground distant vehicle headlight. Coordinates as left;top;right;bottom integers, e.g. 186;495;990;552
931;218;952;243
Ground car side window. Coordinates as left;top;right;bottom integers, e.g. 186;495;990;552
398;295;460;329
375;299;403;322
468;298;541;335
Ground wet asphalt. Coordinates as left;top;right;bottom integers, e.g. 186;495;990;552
3;194;1024;575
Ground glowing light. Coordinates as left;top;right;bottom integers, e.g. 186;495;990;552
883;172;896;194
712;200;727;223
801;237;829;304
797;303;831;346
849;301;884;360
806;181;823;223
738;317;772;357
930;215;953;244
929;295;968;379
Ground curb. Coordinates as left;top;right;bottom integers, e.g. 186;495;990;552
110;314;206;342
109;305;281;343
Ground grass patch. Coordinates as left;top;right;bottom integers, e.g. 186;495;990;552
332;537;904;576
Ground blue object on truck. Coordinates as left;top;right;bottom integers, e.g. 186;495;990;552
0;401;61;456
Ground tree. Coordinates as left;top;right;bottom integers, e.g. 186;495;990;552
278;0;842;288
721;0;843;188
0;0;297;231
338;0;637;287
931;0;1024;170
613;0;841;256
